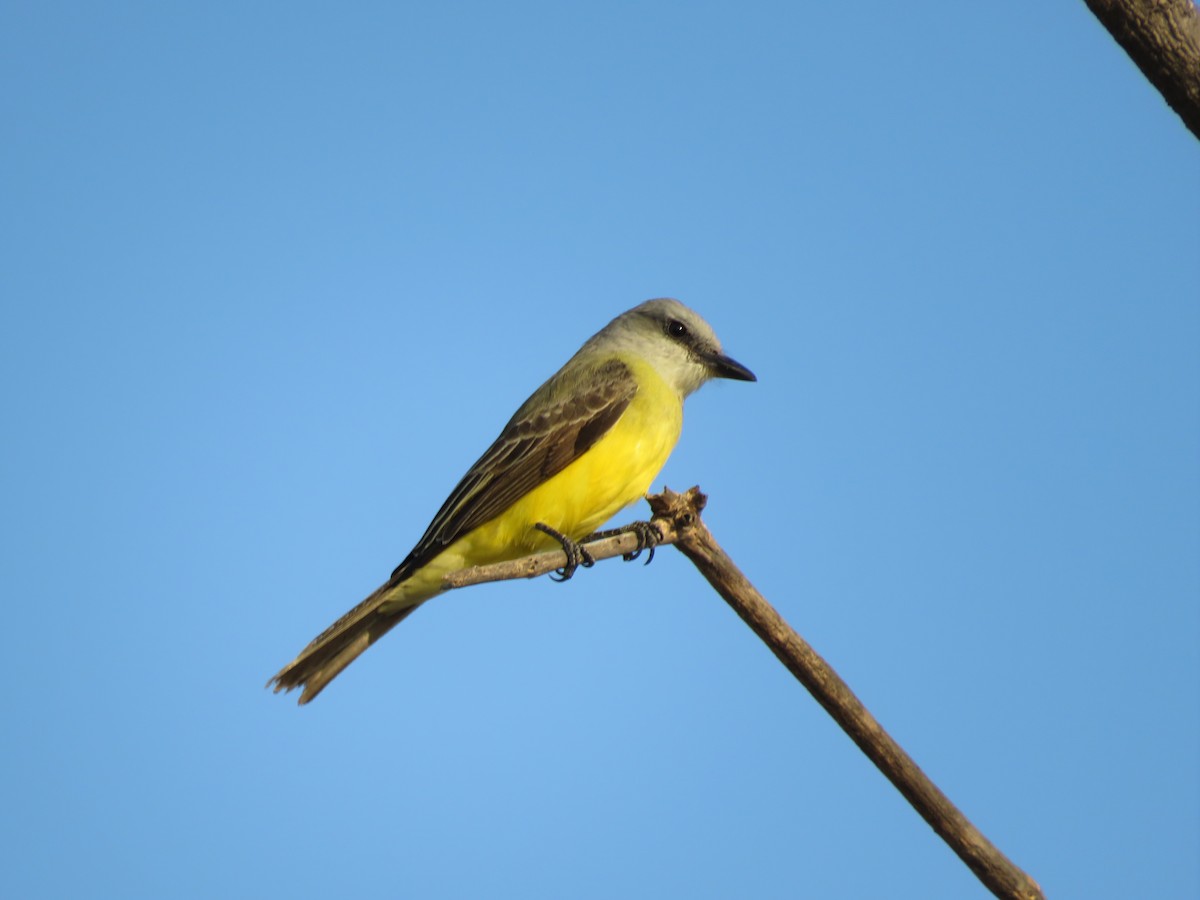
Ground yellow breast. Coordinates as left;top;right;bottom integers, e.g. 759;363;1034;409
391;356;683;603
510;353;684;546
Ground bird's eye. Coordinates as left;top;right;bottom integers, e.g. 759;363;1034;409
667;320;688;339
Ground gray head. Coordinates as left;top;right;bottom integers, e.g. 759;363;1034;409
585;298;756;397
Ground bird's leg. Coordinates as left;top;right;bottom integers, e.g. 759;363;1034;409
582;520;663;565
534;522;595;582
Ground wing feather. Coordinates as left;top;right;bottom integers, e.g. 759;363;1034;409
389;358;636;582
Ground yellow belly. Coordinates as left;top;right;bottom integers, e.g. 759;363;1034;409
385;355;683;608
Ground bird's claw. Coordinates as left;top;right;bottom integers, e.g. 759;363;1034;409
534;522;595;581
582;520;663;566
620;520;662;565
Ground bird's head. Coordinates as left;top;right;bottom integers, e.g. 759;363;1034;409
597;298;756;397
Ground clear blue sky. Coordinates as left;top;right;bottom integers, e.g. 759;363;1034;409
2;3;1197;898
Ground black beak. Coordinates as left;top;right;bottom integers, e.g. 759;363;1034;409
707;352;756;382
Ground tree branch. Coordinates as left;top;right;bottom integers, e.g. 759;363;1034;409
438;487;1044;900
649;487;1044;900
1083;0;1200;141
440;523;682;589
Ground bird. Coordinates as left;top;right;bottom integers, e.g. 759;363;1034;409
268;298;755;703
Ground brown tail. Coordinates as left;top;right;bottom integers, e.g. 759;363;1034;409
268;580;421;705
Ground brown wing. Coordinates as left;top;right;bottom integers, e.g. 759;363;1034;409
389;357;637;583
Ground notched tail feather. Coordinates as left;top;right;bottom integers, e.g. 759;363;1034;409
267;579;421;705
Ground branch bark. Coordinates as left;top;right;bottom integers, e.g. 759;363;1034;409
440;523;681;589
438;487;1044;900
1083;0;1200;140
649;487;1044;900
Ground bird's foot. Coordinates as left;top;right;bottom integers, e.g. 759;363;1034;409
583;520;663;565
534;522;595;582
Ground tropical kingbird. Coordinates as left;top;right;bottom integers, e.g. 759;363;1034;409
269;298;755;703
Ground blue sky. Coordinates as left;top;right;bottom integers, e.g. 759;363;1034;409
2;3;1197;898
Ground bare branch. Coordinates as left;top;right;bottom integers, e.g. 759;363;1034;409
439;523;682;590
1083;0;1200;140
649;487;1045;900
436;487;1044;899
